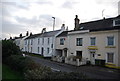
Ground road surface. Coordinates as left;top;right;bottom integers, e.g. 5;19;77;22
27;55;120;79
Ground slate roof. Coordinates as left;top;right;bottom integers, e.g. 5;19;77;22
13;36;26;39
79;15;120;31
41;30;61;37
25;30;61;39
57;31;68;37
25;33;42;39
57;15;120;37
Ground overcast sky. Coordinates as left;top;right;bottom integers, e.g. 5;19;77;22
1;0;120;39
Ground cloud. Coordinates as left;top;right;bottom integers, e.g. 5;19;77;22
1;0;119;39
95;0;119;9
2;19;26;34
62;1;78;9
15;16;39;25
62;1;73;9
39;14;62;28
36;1;53;5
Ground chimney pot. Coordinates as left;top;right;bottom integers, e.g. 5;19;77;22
74;15;80;30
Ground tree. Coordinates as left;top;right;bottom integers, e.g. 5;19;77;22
2;40;22;62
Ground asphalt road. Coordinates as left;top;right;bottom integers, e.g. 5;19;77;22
27;55;120;79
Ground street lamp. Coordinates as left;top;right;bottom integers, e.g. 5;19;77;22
52;17;55;31
51;17;55;58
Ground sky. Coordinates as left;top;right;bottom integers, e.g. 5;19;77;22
1;0;120;39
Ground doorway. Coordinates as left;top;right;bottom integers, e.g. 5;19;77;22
64;50;67;57
76;51;82;57
41;47;44;55
90;52;95;65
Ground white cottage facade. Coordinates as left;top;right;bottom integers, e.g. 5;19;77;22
54;15;120;68
24;25;66;57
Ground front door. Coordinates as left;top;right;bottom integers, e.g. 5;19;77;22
90;53;95;65
64;50;67;57
41;47;44;56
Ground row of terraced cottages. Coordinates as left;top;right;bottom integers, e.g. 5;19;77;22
13;15;120;69
23;25;66;57
54;15;120;68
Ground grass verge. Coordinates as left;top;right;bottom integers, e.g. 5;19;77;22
2;64;24;80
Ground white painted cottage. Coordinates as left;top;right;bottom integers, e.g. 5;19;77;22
13;35;29;51
54;15;120;69
24;24;66;57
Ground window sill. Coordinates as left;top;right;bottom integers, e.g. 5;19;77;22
88;46;98;50
105;46;116;48
60;44;64;45
76;45;82;46
105;63;116;67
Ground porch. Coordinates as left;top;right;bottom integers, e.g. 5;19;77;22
65;55;87;66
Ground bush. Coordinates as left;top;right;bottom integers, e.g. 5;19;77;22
24;68;87;80
24;66;52;80
5;55;39;72
48;72;87;79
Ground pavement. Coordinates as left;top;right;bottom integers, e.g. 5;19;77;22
27;55;120;79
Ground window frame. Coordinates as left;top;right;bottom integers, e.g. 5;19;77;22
76;38;83;46
31;39;33;45
90;37;96;46
47;47;49;54
60;38;64;45
107;36;114;46
42;38;44;45
113;19;120;26
38;38;40;45
25;40;27;45
106;52;114;63
48;38;49;45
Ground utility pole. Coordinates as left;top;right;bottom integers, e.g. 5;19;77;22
102;9;105;18
52;17;55;57
52;17;55;31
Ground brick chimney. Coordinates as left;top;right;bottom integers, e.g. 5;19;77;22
30;32;32;36
74;15;80;30
41;28;46;33
26;31;29;36
61;24;65;30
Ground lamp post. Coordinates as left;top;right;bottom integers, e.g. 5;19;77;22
52;17;55;57
52;17;55;31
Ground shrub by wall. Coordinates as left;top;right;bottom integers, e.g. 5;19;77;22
5;55;39;72
24;69;87;80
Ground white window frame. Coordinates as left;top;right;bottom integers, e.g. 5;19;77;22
76;38;83;46
106;36;115;46
48;38;49;45
31;39;33;45
38;38;40;45
47;47;49;54
90;37;96;46
113;19;120;26
106;52;114;64
42;38;44;45
60;38;64;45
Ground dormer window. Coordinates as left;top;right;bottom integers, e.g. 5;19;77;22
80;27;84;29
113;19;120;26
